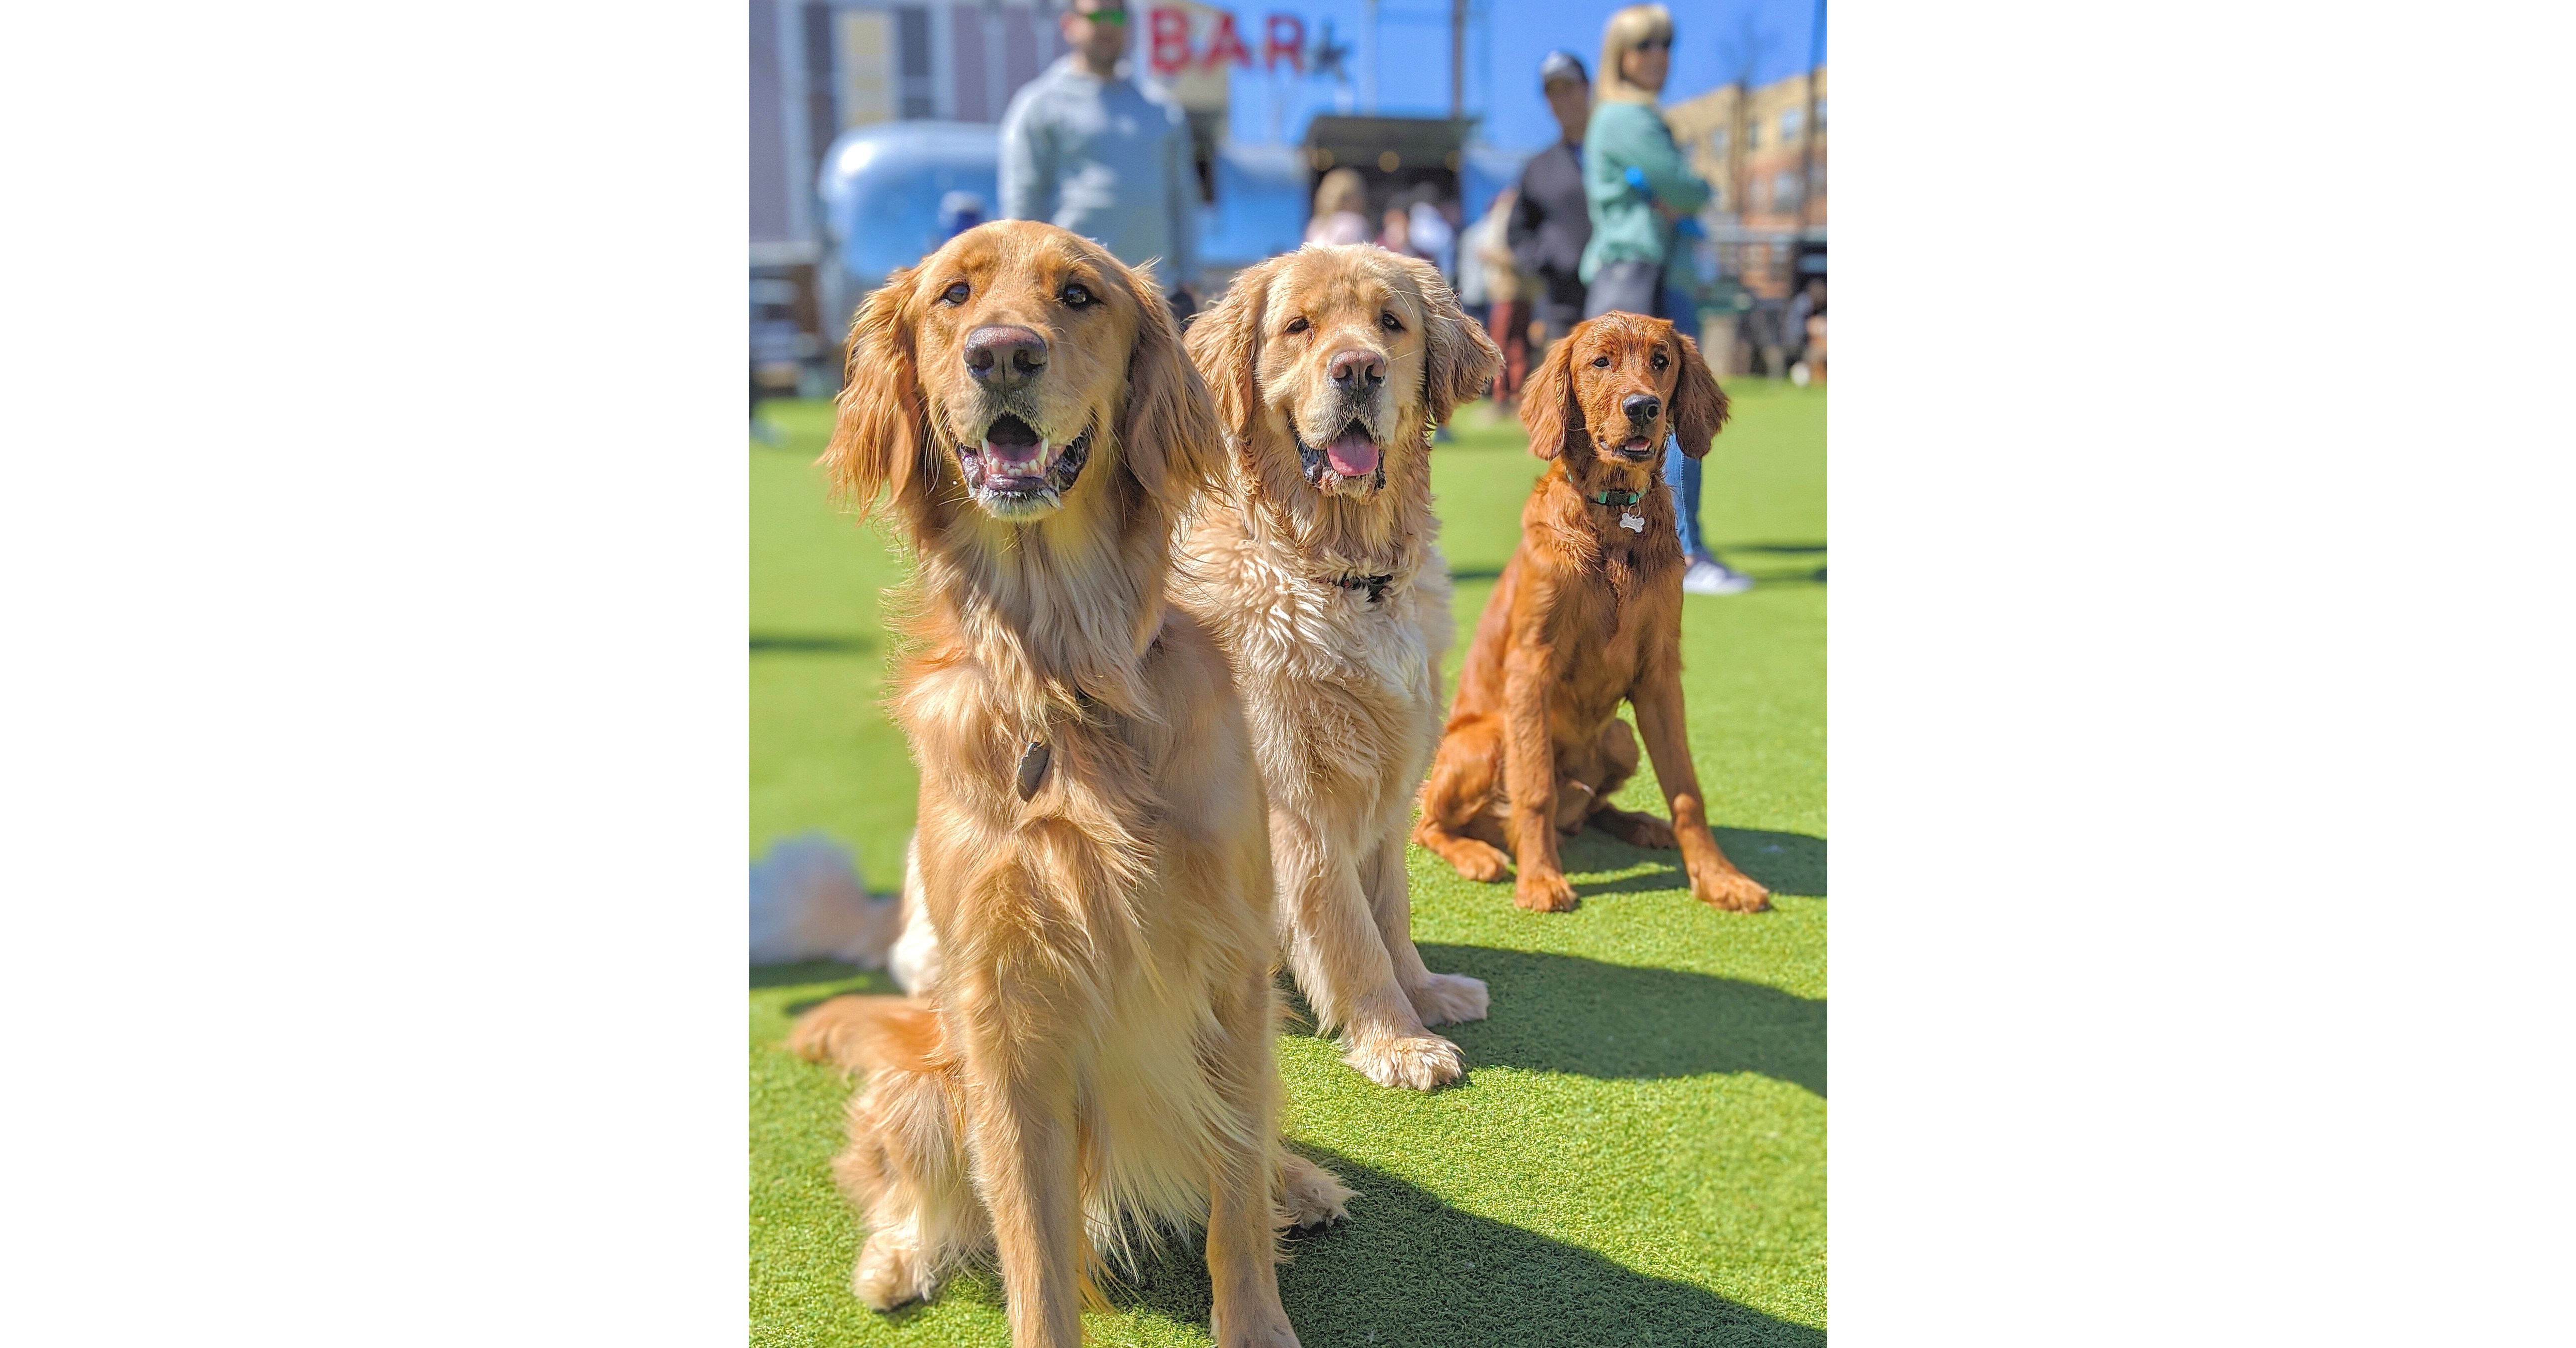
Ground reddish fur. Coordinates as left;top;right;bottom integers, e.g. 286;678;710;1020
1413;312;1771;915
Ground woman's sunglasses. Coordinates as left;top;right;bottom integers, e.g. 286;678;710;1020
1635;36;1672;51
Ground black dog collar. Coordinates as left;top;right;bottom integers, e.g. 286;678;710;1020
1333;573;1396;603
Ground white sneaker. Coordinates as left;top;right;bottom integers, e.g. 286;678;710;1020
1682;556;1754;595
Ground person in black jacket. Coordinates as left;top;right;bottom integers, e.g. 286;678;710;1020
1508;50;1594;354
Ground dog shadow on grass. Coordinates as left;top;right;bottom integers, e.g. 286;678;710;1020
1542;825;1824;901
1107;1147;1824;1348
756;972;1822;1343
754;960;900;1003
1414;944;1823;1096
748;631;876;655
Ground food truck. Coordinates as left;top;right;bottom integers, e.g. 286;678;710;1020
808;118;1310;375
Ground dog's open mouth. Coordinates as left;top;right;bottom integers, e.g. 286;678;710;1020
957;414;1092;518
1296;420;1387;492
1614;433;1657;462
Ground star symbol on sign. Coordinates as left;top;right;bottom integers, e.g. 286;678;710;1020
1310;20;1351;83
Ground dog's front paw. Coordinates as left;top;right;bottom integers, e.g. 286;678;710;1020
1446;838;1512;882
1513;870;1579;912
853;1228;937;1311
1342;1030;1466;1090
1694;868;1773;913
1214;1311;1302;1348
1278;1151;1355;1229
1408;971;1490;1026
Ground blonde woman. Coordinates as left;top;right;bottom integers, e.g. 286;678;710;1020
1580;3;1708;321
1583;4;1749;594
1306;166;1371;245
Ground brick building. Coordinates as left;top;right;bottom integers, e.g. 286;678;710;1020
751;0;1071;266
1664;63;1825;301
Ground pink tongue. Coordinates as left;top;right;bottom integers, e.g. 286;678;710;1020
1325;434;1379;478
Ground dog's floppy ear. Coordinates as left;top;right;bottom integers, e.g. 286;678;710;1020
1670;331;1730;460
1182;253;1275;441
1517;324;1583;460
1115;260;1225;510
820;266;929;518
1393;253;1501;428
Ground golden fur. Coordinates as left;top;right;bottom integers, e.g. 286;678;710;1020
1414;312;1772;915
1171;245;1502;1090
787;222;1348;1348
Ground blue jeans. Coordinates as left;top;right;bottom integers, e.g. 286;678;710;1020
1665;442;1706;560
1583;261;1665;320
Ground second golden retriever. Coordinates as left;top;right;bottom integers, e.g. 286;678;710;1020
1174;244;1502;1089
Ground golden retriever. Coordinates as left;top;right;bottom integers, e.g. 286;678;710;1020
786;222;1348;1348
1413;311;1772;915
1172;244;1502;1089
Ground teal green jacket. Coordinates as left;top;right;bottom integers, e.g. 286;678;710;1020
1578;100;1711;284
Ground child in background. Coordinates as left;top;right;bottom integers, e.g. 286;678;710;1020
1306;167;1372;246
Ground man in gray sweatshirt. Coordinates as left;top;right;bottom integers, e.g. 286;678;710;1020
998;0;1199;314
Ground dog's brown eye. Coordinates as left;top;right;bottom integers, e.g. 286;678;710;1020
1591;356;1611;368
1285;317;1308;335
1060;283;1094;309
940;282;970;306
1652;351;1669;369
1380;312;1403;333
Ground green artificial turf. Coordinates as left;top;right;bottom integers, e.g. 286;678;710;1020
751;383;1826;1346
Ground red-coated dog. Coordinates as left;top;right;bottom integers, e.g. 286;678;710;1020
1413;312;1771;914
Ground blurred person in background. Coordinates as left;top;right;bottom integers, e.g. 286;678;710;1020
1307;167;1372;245
1584;4;1747;595
1408;187;1458;285
1510;50;1594;352
1000;0;1200;322
1378;203;1428;263
1748;299;1789;379
1464;187;1529;403
1581;4;1704;322
1805;292;1826;384
1787;277;1826;385
1454;189;1498;331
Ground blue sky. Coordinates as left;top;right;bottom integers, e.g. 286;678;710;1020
1211;0;1826;151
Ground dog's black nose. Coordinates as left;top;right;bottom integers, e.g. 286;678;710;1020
1623;394;1662;424
965;326;1048;386
1329;347;1386;391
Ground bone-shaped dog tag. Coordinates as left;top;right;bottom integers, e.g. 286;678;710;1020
1619;512;1645;533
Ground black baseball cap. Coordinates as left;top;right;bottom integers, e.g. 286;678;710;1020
1540;50;1587;89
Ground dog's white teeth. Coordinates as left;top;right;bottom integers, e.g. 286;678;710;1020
978;437;1052;469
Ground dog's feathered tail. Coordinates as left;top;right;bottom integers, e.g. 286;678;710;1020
788;994;947;1076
